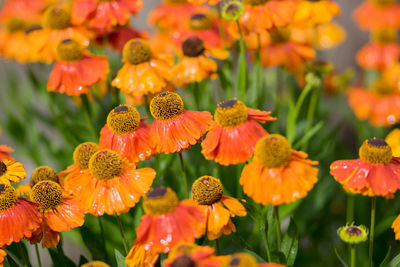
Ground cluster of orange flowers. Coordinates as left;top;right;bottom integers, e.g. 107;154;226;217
348;0;400;127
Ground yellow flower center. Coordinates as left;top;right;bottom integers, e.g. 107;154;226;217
143;187;179;216
371;79;395;96
73;142;99;169
370;0;396;7
164;0;187;4
6;18;27;32
170;243;197;257
192;176;223;205
107;105;141;134
0;184;17;212
224;253;258;267
270;27;291;44
88;149;123;180
81;261;111;267
171;256;195;267
0;161;7;176
30;166;59;187
150;92;184;120
371;28;397;44
244;0;268;6
359;138;392;164
123;39;152;65
254;134;292;168
42;6;71;29
182;36;205;57
56;39;84;62
214;99;248;128
189;14;213;31
31;181;63;212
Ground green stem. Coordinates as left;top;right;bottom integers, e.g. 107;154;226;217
57;235;67;267
369;197;376;267
274;206;282;252
16;243;28;267
80;94;98;140
217;2;228;49
116;214;129;255
215;239;221;255
302;86;319;151
235;19;247;100
351;245;356;267
34;244;42;267
346;195;355;223
179;152;189;198
98;217;109;263
261;222;272;262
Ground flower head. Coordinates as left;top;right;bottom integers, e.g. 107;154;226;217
30;166;58;187
337;223;368;244
222;1;244;21
0;159;25;185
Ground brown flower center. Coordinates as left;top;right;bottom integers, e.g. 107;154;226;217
73;142;98;169
254;134;292;168
182;36;205;57
359;138;392;164
107;105;141;134
0;184;17;212
31;181;63;211
0;161;7;176
214;99;248;128
189;14;213;31
30;166;59;187
371;28;397;44
143;187;179;216
56;39;84;62
150;92;184;120
225;253;258;267
346;226;362;236
123;39;152;65
371;79;395;96
88;150;123;180
269;27;291;44
164;0;187;4
192;176;223;205
42;6;71;29
370;0;396;7
6;18;27;32
244;0;268;6
171;256;195;267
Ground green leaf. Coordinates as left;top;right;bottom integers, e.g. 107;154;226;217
48;247;76;267
281;217;299;266
270;251;287;264
115;249;128;267
334;248;349;267
389;251;400;267
379;246;391;267
79;224;106;261
293;121;324;149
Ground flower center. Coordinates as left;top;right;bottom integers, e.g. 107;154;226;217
254;134;292;168
73;142;98;169
56;39;84;62
189;14;213;31
269;27;291;44
359;138;392;164
370;0;396;7
346;226;362;236
88;150;123;180
107;105;141;134
214;99;248;128
222;1;244;21
371;79;395;96
150;92;184;120
244;0;268;6
6;18;27;32
0;184;17;212
42;6;71;29
182;36;205;57
0;161;7;176
31;181;63;212
226;253;258;267
164;0;187;4
371;28;397;44
122;39;152;65
30;166;59;187
171;256;195;267
143;187;179;216
192;176;223;205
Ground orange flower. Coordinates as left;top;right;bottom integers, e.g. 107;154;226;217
187;0;221;5
0;249;5;266
172;36;219;87
240;134;318;206
0;145;13;161
149;92;212;154
99;105;153;163
112;38;174;97
347;80;400;127
71;149;156;215
202;99;276;166
126;187;203;258
331;138;400;197
60;142;98;196
353;0;400;30
386;128;400;157
0;184;42;247
383;62;400;92
29;180;85;248
0;0;46;24
190;176;246;240
222;253;286;267
48;39;109;96
392;214;400;240
356;28;400;70
30;166;59;187
95;26;149;52
28;6;91;63
125;244;159;267
0;159;25;185
71;0;143;30
164;243;223;267
293;0;341;26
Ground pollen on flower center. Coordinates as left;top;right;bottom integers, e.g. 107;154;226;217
372;28;397;44
370;0;396;7
73;142;98;169
107;105;141;134
143;187;179;216
56;39;84;62
31;181;63;211
359;138;392;164
269;27;291;44
30;166;59;187
243;0;268;6
6;18;27;32
371;79;395;96
254;134;292;168
189;14;213;31
165;0;187;4
182;36;205;57
192;176;223;205
150;92;184;120
88;150;123;180
42;6;71;29
123;39;152;65
171;255;195;267
214;99;248;128
0;161;7;176
226;253;258;267
0;184;17;212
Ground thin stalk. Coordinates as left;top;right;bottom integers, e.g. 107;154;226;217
215;239;221;255
274;206;282;251
302;87;319;151
260;222;272;262
254;33;262;108
80;94;98;140
116;214;129;255
98;217;109;263
179;152;189;198
235;19;247;100
369;197;376;267
16;243;28;267
57;235;67;267
34;244;42;267
346;195;355;223
350;245;356;267
217;2;228;49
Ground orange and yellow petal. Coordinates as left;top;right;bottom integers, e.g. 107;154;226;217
220;195;246;217
30;221;60;248
0;145;14;161
60;165;92;196
15;183;31;198
293;1;340;26
45;197;85;232
172;56;218;87
386;129;400;157
125;245;159;267
0;159;26;185
0;248;6;266
164;243;222;267
392;214;400;240
353;2;400;30
356;43;400;70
